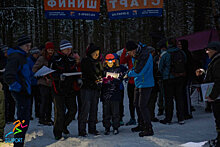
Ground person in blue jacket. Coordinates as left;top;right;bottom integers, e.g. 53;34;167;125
4;35;32;147
127;41;155;137
27;47;41;120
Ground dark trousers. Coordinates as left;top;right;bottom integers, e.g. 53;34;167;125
157;79;164;112
163;77;185;122
53;93;76;137
127;83;135;119
134;87;152;126
0;91;5;138
102;101;120;129
11;92;31;147
75;91;81;119
39;85;52;120
212;100;220;137
148;86;158;119
78;88;99;134
3;83;15;122
30;85;40;118
183;78;192;117
119;90;124;121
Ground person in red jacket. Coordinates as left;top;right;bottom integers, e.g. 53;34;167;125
120;41;137;126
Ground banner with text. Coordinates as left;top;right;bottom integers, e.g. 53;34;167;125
106;0;163;19
44;0;100;20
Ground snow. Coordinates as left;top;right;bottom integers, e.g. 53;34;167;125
2;84;217;147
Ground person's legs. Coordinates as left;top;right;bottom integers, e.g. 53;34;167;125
111;101;120;130
157;80;164;115
212;101;220;144
174;78;185;123
45;88;53;122
102;101;111;130
53;94;65;138
88;90;99;133
77;91;81;119
119;90;124;125
11;92;31;147
138;88;152;126
0;92;5;141
161;79;174;123
39;85;48;122
63;95;75;131
4;84;15;122
32;86;40;118
78;89;91;136
126;83;136;125
148;86;158;121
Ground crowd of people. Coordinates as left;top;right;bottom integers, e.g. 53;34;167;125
0;35;219;147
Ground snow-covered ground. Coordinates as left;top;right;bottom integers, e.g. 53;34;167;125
1;86;217;147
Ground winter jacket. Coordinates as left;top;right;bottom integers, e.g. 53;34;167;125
32;56;52;87
120;48;135;84
158;46;187;80
204;53;220;100
3;47;31;95
81;56;103;90
101;65;126;102
128;48;155;88
0;51;7;83
27;55;38;86
50;51;79;96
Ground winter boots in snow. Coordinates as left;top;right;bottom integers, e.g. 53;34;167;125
126;118;136;126
139;124;154;137
131;123;144;132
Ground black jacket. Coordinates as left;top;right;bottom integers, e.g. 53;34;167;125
204;53;220;100
81;56;103;90
51;51;78;96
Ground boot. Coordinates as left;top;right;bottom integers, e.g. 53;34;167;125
139;124;154;137
104;128;110;135
131;122;144;132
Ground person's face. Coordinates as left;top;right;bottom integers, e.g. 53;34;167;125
206;48;217;58
33;53;39;59
47;48;54;56
61;48;72;56
177;41;182;49
20;43;32;53
127;49;136;57
106;60;114;68
91;50;100;60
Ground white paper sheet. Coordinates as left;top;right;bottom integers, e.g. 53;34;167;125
62;72;82;76
201;82;214;101
34;66;56;77
106;72;119;78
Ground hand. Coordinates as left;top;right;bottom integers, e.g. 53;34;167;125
195;68;205;76
45;77;51;84
207;96;214;102
77;79;83;88
60;74;65;81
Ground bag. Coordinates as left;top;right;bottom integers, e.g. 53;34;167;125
169;50;186;77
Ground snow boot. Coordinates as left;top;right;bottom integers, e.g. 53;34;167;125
131;123;144;132
113;129;119;135
126;118;136;126
88;130;100;135
104;128;110;135
139;124;154;137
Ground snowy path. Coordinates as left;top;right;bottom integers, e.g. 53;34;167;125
2;87;217;147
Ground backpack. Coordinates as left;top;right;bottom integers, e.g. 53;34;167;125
169;50;186;77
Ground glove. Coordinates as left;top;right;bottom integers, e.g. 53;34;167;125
77;79;83;88
60;74;66;81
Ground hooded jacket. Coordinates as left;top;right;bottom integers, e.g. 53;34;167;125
4;47;31;95
204;52;220;100
159;46;187;80
81;48;103;90
128;47;154;88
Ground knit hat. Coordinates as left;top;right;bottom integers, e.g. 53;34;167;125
30;47;40;55
147;46;155;53
0;45;8;53
205;41;220;53
45;42;54;50
60;40;72;51
17;35;31;46
126;41;138;51
86;43;100;56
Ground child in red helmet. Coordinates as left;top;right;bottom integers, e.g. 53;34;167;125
101;53;127;135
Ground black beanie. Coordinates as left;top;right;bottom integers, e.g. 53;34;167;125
205;41;220;53
126;41;138;51
17;35;31;46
